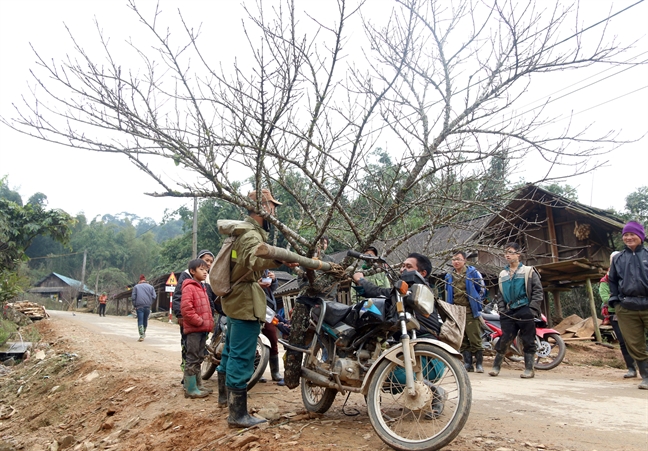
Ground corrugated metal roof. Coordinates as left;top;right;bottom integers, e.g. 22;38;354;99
32;272;95;295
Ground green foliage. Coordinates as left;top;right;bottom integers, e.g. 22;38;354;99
0;318;18;346
156;198;243;272
87;267;131;295
625;186;648;226
0;175;23;205
0;184;74;302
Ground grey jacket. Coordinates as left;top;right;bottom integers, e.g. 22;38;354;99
132;282;156;309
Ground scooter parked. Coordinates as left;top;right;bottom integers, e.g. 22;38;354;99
481;305;566;370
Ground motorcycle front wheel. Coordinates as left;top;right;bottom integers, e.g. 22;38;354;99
533;333;566;370
301;334;337;414
366;343;471;451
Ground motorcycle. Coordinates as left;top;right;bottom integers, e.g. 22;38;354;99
201;314;271;390
281;250;471;451
481;304;566;370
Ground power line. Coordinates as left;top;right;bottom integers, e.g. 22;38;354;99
29;251;84;260
565;85;648;119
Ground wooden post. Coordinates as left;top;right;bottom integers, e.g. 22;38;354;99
545;206;559;263
585;278;602;342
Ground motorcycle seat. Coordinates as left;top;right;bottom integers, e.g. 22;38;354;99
322;301;353;325
481;312;500;322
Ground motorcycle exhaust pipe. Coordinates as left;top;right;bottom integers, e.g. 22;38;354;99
301;367;339;389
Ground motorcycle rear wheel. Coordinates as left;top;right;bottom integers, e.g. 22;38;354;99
533;333;565;370
366;343;471;451
248;336;270;389
301;334;337;414
200;332;221;380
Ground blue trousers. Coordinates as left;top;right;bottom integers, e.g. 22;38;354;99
217;317;260;390
136;307;150;331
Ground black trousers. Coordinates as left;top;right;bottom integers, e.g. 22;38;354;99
499;305;536;354
98;304;106;316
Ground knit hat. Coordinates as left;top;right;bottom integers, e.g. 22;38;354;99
622;221;645;242
198;249;214;259
139;274;146;281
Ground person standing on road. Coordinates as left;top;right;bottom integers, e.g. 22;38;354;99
217;189;294;428
131;275;156;342
445;251;486;373
172;250;216;385
607;220;648;390
98;292;107;317
180;258;215;399
599;251;637;378
490;243;543;379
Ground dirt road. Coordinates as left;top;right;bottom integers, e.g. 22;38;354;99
1;311;646;451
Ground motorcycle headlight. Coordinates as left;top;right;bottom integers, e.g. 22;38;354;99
409;284;436;317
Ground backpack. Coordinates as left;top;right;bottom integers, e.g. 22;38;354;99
209;220;255;297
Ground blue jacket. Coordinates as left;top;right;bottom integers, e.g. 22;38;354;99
445;266;485;318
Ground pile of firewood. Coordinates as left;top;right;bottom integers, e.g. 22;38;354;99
4;302;49;321
554;314;601;340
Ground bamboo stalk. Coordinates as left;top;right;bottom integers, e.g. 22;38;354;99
254;243;335;271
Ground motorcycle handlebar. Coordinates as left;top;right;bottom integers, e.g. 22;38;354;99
346;250;365;259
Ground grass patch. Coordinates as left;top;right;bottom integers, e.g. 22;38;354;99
0;318;18;346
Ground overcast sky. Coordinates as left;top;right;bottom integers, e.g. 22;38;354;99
1;0;646;223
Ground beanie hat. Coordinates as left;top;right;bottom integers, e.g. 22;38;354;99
622;221;645;242
198;249;215;259
139;274;146;281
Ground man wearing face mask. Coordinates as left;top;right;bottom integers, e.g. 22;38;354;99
217;189;287;428
352;252;441;337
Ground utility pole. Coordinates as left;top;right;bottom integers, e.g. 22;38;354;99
79;249;87;309
192;197;198;259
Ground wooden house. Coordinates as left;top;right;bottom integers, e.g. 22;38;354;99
29;272;95;305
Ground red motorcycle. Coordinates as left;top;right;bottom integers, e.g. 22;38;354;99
481;306;566;370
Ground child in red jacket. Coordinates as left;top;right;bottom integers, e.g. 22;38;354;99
181;258;215;399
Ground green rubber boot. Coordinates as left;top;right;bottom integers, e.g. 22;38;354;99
184;374;209;399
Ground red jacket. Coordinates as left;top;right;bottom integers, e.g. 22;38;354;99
180;278;214;334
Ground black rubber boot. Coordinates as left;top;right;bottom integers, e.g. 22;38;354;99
489;352;505;377
462;350;474;372
623;354;637;378
227;387;267;428
520;352;535;379
217;372;227;407
636;359;648;390
474;351;484;373
269;355;285;386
